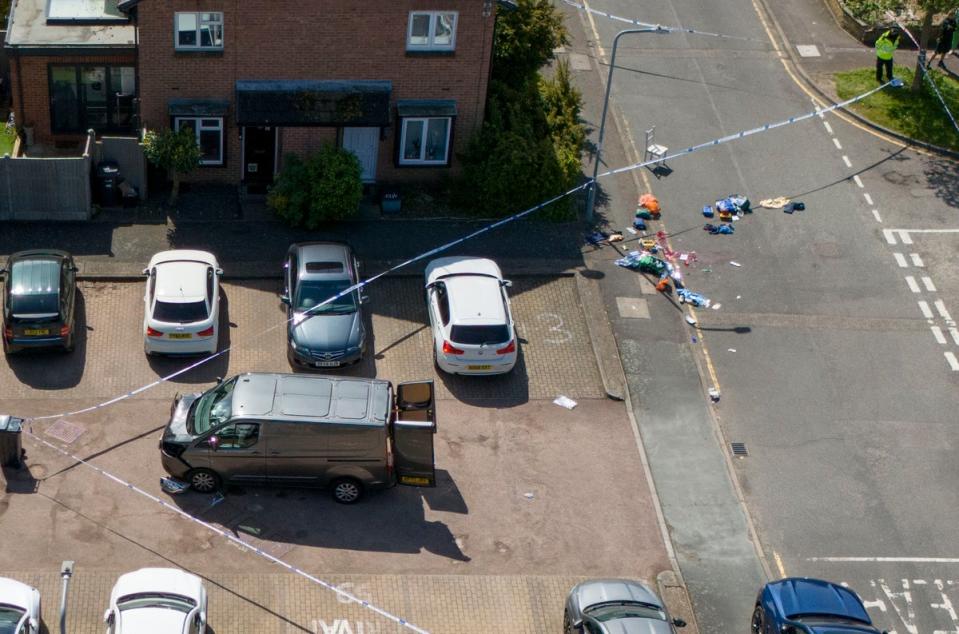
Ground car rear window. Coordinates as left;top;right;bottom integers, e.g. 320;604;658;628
450;325;510;346
153;300;208;323
305;261;345;273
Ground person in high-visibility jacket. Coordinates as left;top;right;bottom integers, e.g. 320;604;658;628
875;28;901;83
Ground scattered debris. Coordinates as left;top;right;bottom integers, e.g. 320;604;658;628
716;195;751;214
626;226;638;235
608;233;624;242
553;395;578;410
677;288;711;308
633;218;647;231
711;303;721;310
207;492;226;509
638;193;662;215
783;201;806;214
704;223;734;235
586;231;608;245
685;314;698;325
708;387;721;402
759;196;790;209
728;348;737;352
160;477;189;495
524;492;535;500
702;205;715;218
729;261;742;267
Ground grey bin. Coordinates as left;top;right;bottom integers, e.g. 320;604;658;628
0;415;23;468
96;161;121;207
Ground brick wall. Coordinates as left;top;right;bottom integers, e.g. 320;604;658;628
10;53;136;147
136;0;494;184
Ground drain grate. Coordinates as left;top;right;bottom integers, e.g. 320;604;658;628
730;442;748;457
44;419;86;444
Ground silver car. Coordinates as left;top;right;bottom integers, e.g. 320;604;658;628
564;579;686;634
282;242;367;368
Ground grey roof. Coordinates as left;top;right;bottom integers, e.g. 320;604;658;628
6;0;135;49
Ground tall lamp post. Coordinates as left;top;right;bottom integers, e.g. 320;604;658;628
586;27;665;223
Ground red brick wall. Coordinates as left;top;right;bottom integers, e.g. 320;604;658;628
10;53;136;147
136;0;494;183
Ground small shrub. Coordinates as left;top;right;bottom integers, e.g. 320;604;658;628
142;127;202;206
268;144;362;228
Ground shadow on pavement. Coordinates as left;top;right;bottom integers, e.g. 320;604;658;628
6;290;88;389
2;462;38;494
436;350;530;408
924;155;959;208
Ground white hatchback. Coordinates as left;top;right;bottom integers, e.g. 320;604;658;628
104;568;207;634
425;256;517;375
0;577;41;634
143;251;222;356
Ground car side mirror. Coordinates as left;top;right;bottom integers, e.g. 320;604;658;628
672;618;687;628
142;268;150;276
215;376;223;384
70;266;79;273
501;279;513;288
103;609;113;624
215;268;223;276
280;294;290;305
29;617;39;631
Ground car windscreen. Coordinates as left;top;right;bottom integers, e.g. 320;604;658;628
450;324;510;346
0;605;25;634
584;602;667;622
153;300;208;323
295;280;357;313
191;376;238;435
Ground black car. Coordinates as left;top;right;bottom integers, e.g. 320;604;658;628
1;250;78;354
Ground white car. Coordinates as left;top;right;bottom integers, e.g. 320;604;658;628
104;568;207;634
425;256;517;375
143;250;222;356
0;577;41;634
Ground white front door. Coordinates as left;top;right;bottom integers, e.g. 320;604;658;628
342;127;379;183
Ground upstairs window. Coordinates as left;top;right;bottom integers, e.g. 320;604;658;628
175;12;224;50
407;11;457;51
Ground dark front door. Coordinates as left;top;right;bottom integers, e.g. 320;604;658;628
243;126;275;187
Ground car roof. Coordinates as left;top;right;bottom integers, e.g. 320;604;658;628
154;260;208;302
9;258;61;296
292;242;353;280
0;577;36;610
425;256;503;285
766;578;872;624
111;568;204;604
446;275;506;326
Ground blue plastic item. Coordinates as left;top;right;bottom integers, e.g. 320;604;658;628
702;205;714;218
633;218;647;230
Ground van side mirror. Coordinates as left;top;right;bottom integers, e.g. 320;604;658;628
70;265;79;273
501;279;513;288
571;619;583;631
280;294;291;305
142;268;149;276
673;618;687;628
103;609;113;624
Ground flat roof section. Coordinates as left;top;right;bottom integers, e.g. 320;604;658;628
6;0;134;49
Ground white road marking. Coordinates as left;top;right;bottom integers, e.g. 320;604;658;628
935;300;953;321
900;230;913;244
910;253;924;267
919;301;934;319
884;229;898;245
881;578;920;634
808;557;959;563
853;174;864;188
947;352;959;372
833;137;843;150
932;326;947;344
864;192;874;206
872;209;882;223
905;276;920;293
894;253;908;268
887;228;959;234
950;328;959;345
823;120;833;134
842;154;852;167
931;578;959;623
922;277;937;292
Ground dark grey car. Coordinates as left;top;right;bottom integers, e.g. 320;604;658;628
564;579;686;634
282;242;367;368
1;249;78;354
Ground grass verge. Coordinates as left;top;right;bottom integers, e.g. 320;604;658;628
0;126;17;156
835;66;959;151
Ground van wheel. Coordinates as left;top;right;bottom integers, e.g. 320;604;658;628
331;478;363;504
188;469;221;493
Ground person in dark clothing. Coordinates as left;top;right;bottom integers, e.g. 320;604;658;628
928;15;957;69
875;28;901;83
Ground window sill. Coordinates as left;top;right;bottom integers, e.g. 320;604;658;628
174;49;225;57
405;50;455;58
397;161;451;168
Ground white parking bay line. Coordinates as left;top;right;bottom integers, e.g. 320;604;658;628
842;155;852;167
893;253;908;268
947;352;959;372
833;137;843;150
950;328;959;345
905;276;921;293
910;253;924;267
932;326;947;344
884;229;897;245
853;174;864;188
919;301;934;319
922;277;937;292
864;192;874;206
935;300;953;321
872;209;882;223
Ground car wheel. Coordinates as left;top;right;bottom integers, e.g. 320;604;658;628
750;605;764;634
331;477;363;504
563;609;572;634
188;469;221;494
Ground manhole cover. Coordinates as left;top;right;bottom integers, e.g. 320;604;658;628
44;419;85;444
730;442;748;457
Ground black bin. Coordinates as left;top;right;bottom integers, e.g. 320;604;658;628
0;415;23;468
96;161;121;207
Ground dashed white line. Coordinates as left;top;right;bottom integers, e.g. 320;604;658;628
946;352;959;372
842;155;852;167
935;300;953;321
864;192;874;206
910;253;924;267
872;209;882;223
922;276;937;292
853;174;864;188
919;301;934;319
883;229;897;245
893;253;908;268
905;276;921;293
950;328;959;346
833;137;843;150
823;120;834;134
932;326;947;344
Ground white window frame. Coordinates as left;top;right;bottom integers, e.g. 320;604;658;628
399;117;452;166
175;117;224;166
174;12;224;51
406;11;457;51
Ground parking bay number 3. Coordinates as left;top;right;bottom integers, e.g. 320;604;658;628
535;313;573;344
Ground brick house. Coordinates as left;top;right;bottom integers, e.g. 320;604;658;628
119;0;496;189
5;0;137;148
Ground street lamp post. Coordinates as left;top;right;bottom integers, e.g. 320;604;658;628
586;27;664;223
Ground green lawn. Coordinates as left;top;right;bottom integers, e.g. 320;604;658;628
835;66;959;151
0;127;17;156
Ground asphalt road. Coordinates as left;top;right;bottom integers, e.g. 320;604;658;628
570;0;959;631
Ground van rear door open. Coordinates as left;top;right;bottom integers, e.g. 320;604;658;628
392;380;436;487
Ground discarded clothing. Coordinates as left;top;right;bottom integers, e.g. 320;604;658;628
702;205;714;218
614;251;670;276
677;288;711;308
633;218;647;230
638;193;661;213
586;231;608;245
759;196;790;209
783;201;805;214
716;195;751;215
704;223;734;235
635;210;656;220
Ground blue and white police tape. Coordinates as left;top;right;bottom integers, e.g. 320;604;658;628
560;0;769;44
26;430;432;633
30;80;899;424
885;13;959;137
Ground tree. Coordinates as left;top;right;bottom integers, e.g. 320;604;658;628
267;144;362;228
911;0;955;92
142;127;201;206
492;0;569;85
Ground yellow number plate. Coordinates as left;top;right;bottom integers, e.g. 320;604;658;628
399;476;432;486
168;333;192;339
24;329;50;336
467;364;492;370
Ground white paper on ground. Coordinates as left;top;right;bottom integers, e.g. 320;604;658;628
553;395;578;410
729;261;742;267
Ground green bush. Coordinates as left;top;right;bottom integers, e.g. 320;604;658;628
268;144;362;228
842;0;904;23
493;0;569;85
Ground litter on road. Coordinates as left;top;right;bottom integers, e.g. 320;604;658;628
711;303;721;310
708;388;721;402
729;261;742;267
685;314;698;325
553;395;578;410
783;201;806;214
704;223;735;235
759;196;790;209
677;288;711;308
